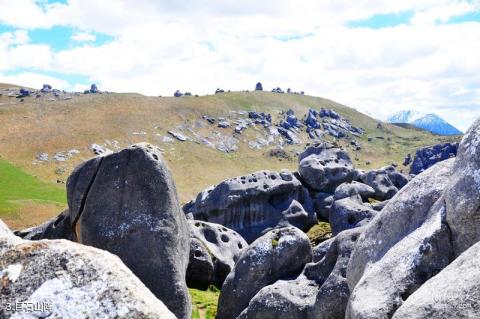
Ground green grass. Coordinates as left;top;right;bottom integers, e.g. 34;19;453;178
0;158;66;216
190;286;220;319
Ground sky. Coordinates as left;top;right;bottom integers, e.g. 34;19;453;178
0;0;479;131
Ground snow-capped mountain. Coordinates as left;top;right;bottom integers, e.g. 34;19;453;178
387;110;462;135
387;110;424;124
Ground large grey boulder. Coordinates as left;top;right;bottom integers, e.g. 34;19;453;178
188;220;247;288
66;143;191;318
217;226;312;319
444;119;480;256
184;170;316;243
0;220;175;319
298;144;354;192
329;196;377;235
237;227;363;319
309;227;364;319
333;181;375;201
346;159;455;319
359;169;398;201
393;241;480;318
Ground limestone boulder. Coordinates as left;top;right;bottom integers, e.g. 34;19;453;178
329;196;377;235
393;241;480;319
217;226;312;319
67;143;191;318
184;170;316;243
188;220;247;288
346;159;455;319
0;220;175;319
298;144;354;192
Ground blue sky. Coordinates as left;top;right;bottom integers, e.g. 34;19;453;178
347;12;415;29
0;0;479;131
28;27;114;51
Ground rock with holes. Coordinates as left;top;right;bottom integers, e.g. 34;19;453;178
217;226;312;319
188;220;247;289
186;237;215;290
0;220;175;319
298;144;354;192
392;240;480;319
184;170;316;243
333;181;375;202
237;227;363;319
280;200;312;229
346;159;455;319
14;210;76;241
66;143;191;318
359;168;398;201
329;196;377;235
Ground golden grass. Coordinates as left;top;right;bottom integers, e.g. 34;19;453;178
0;84;459;223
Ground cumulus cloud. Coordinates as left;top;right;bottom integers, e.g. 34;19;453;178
0;0;479;130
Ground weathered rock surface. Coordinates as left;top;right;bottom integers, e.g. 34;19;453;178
346;159;455;319
444;120;480;256
410;142;458;175
237;227;363;319
188;220;247;288
388;170;409;189
184;170;316;243
217;227;312;319
330;196;377;235
333;181;375;201
312;192;334;220
298;144;354;192
67;143;191;318
187;237;215;290
0;220;175;319
393;241;480;319
359;168;398;201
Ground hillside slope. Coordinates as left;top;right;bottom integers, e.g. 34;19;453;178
0;83;459;227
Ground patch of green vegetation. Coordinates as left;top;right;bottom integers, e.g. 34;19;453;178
0;158;66;216
307;222;333;246
367;197;380;204
271;238;279;247
190;285;220;319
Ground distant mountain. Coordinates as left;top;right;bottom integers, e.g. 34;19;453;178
388;110;423;124
388;110;462;135
411;113;462;135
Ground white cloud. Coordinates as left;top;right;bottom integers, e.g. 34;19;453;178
71;32;96;42
0;71;70;90
0;0;479;130
0;29;29;46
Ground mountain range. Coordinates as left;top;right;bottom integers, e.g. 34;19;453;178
387;110;462;135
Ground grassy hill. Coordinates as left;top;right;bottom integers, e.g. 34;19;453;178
0;157;66;228
0;83;459;229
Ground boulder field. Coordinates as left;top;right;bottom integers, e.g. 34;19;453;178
4;118;480;319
